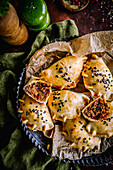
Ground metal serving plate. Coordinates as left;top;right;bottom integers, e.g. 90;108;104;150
16;36;113;166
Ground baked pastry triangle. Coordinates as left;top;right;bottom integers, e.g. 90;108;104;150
62;116;101;152
18;94;54;131
48;90;90;122
39;55;86;89
23;76;51;104
82;54;113;100
26;41;73;81
86;101;113;138
82;97;109;121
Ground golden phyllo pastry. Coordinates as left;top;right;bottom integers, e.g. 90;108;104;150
48;90;90;122
39;55;86;89
82;97;109;121
18;94;54;131
86;101;113;138
25;41;73;81
62;117;101;152
82;54;113;99
23;76;51;104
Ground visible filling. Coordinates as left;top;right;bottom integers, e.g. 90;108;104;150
25;82;50;101
83;98;109;120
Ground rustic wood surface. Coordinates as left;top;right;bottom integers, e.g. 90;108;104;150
0;0;113;169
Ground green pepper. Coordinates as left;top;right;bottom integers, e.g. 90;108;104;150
20;0;50;31
29;12;50;31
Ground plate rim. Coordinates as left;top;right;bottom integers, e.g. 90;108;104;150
16;35;113;166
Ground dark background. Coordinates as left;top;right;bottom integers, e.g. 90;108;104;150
0;0;113;169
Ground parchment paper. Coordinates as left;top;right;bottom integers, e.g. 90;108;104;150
52;31;113;160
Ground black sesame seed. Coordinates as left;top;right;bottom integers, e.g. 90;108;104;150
56;64;58;67
69;66;71;68
92;83;96;86
65;100;67;102
55;75;58;78
78;137;81;140
94;73;98;76
88;67;92;70
74;124;76;127
58;70;63;73
79;121;83;124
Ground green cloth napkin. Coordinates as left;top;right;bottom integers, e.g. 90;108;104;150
0;19;80;170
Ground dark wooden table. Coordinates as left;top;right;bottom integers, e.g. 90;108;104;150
0;0;113;169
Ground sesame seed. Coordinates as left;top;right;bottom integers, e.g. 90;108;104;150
79;121;83;124
88;67;92;70
78;137;81;140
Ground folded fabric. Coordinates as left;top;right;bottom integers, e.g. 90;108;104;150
0;19;80;170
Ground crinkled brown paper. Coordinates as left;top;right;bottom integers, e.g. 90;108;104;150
52;31;113;160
